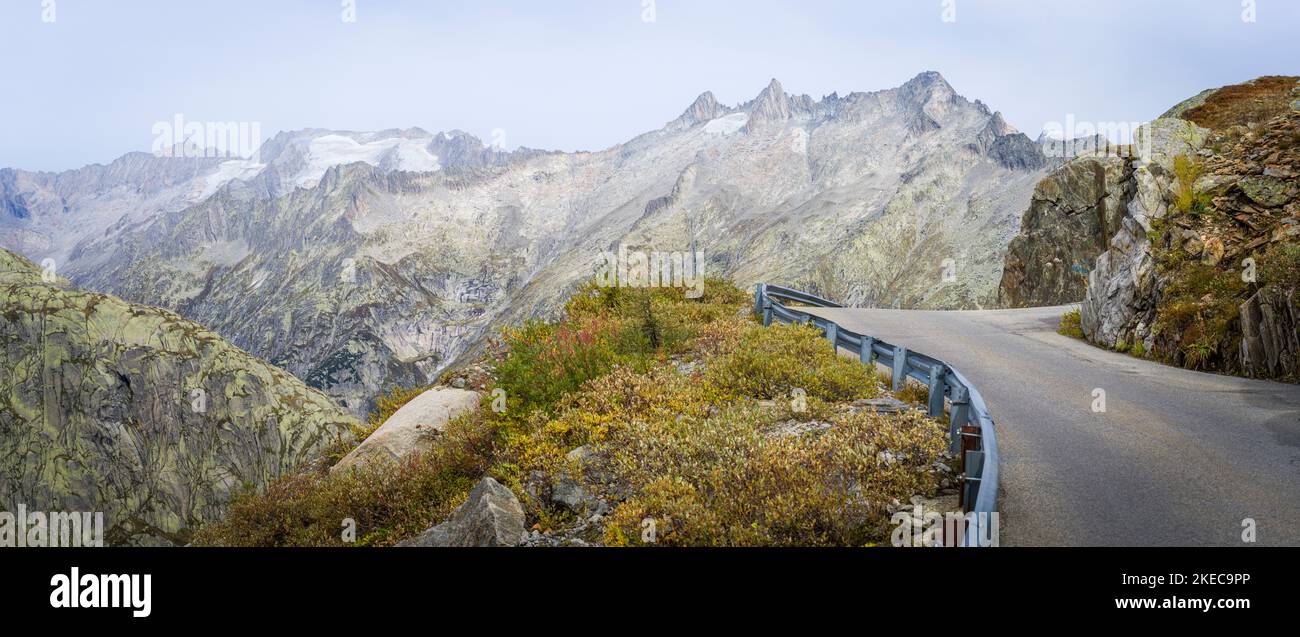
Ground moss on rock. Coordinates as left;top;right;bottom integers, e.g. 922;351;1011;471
0;248;357;545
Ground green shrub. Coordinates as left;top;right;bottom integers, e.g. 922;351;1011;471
705;322;880;402
1057;309;1084;338
600;406;948;546
1172;155;1212;216
497;278;751;419
893;378;930;407
1153;259;1247;370
494;316;647;418
498;366;731;512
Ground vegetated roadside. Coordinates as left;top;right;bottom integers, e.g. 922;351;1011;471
193;279;959;547
1146;83;1299;380
1058;307;1155;358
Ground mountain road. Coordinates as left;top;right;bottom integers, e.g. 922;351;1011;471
804;305;1300;546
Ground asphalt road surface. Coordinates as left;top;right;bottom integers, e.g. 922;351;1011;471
804;305;1300;546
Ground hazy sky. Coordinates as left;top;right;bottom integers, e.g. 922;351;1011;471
1;0;1296;171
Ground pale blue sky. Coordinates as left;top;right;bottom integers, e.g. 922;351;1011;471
0;0;1295;171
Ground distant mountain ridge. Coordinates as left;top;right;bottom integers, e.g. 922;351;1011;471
3;72;1058;414
0;127;545;264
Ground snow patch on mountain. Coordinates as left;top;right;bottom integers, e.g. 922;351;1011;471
296;135;440;186
704;113;749;136
200;159;266;199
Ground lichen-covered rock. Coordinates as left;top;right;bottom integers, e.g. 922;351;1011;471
1239;176;1291;208
1133;118;1209;172
0;248;357;545
331;387;479;474
1240;287;1299;378
999;155;1130;307
1077;118;1210;349
396;477;525;547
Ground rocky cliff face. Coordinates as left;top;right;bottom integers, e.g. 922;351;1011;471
7;72;1053;414
1003;76;1299;379
0;248;357;545
999;154;1130;307
1080;118;1210;352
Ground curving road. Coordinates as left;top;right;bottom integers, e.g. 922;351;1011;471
804;305;1300;546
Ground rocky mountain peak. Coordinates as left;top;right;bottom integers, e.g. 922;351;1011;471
898;70;959;111
758;77;785;96
744;78;793;128
987;111;1017;136
671;91;730;129
965;108;1045;171
903;70;954;92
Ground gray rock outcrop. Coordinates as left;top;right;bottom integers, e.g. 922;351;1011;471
999;154;1130;307
1240;287;1299;378
1079;118;1209;349
397;477;525;547
1011;75;1299;378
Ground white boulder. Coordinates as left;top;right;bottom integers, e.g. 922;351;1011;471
332;387;480;474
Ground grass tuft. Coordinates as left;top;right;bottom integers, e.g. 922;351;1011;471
1058;308;1084;339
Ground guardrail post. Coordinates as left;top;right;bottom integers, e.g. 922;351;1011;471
962;450;984;513
926;364;946;418
761;300;772;326
860;336;876;365
891;346;908;391
825;322;838;350
948;385;969;457
754;283;764;318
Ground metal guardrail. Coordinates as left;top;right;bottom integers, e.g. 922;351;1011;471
754;283;999;547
